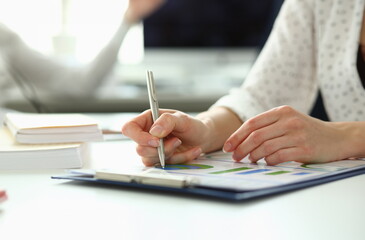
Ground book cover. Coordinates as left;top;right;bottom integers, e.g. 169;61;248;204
4;112;103;144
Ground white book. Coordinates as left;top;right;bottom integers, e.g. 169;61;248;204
4;112;103;144
0;128;85;169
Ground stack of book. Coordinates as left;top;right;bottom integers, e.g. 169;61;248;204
0;112;104;170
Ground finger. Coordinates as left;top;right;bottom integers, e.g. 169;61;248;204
248;135;295;162
149;111;191;138
122;109;177;146
231;122;286;161
167;147;202;165
137;137;183;167
136;137;182;158
224;109;281;152
141;156;160;167
264;147;311;165
122;110;158;147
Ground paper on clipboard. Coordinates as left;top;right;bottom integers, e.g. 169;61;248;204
56;151;365;193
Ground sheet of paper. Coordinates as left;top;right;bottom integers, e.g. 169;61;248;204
137;152;365;190
95;152;365;191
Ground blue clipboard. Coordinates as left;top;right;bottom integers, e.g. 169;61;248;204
52;159;365;201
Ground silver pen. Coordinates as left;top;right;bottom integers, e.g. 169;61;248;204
146;70;166;168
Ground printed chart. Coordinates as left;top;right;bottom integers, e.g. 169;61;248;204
151;152;365;190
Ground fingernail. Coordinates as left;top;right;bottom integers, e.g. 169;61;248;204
173;139;182;148
148;139;159;147
193;148;202;158
223;142;232;153
150;125;164;137
232;152;241;161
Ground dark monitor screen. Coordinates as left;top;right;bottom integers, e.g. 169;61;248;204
143;0;284;48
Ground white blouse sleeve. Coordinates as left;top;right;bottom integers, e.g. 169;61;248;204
211;0;318;122
2;21;131;97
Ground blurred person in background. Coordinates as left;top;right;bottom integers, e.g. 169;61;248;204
0;0;165;118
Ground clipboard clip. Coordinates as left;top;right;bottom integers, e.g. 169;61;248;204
95;170;199;188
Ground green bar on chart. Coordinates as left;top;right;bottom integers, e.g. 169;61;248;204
265;171;291;175
210;167;252;174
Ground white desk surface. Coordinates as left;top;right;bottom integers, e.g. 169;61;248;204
1;138;365;240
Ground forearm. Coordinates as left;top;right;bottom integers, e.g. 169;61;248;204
196;107;243;153
81;20;131;92
331;121;365;159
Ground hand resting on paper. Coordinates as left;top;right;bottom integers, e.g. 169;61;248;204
222;105;365;165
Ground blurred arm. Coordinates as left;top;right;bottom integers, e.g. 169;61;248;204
2;21;131;97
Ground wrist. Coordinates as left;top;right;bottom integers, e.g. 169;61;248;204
331;122;365;159
198;115;218;153
196;107;242;154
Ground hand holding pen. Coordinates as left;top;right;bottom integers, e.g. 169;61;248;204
121;71;205;167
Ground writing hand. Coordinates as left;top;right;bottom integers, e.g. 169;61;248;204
122;109;207;166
